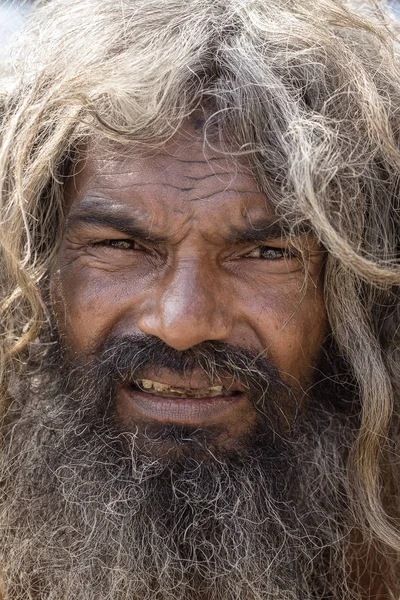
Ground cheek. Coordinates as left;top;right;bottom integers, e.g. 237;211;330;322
50;263;147;354
243;279;327;383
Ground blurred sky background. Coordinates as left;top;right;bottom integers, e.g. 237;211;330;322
0;0;33;64
0;2;32;39
390;0;400;16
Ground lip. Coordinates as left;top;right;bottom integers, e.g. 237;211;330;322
117;384;248;426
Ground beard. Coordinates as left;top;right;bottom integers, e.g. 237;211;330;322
0;330;360;600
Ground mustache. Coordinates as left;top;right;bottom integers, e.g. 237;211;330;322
87;334;288;391
55;334;293;414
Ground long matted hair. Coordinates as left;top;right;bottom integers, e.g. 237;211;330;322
0;0;399;593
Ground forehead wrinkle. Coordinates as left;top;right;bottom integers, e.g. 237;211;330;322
183;171;260;197
80;179;264;205
88;158;252;185
88;182;197;193
85;141;258;190
186;188;267;203
154;151;248;179
70;145;271;226
87;169;264;205
167;156;230;164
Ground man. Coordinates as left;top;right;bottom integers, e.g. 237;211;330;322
0;0;399;598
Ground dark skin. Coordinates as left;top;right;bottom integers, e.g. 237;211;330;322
50;125;327;445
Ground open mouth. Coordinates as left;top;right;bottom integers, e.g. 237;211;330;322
117;375;249;427
130;378;242;399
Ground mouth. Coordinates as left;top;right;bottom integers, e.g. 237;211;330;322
130;378;242;399
116;374;249;426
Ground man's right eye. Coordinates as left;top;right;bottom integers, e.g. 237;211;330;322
93;239;143;251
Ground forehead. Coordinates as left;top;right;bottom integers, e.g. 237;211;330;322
66;129;276;230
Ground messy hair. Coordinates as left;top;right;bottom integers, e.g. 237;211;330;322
0;0;399;592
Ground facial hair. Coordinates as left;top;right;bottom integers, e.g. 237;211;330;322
0;333;360;600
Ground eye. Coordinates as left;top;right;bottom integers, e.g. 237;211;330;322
244;246;294;260
93;239;143;251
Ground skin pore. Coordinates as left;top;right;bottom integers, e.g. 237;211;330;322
50;122;327;450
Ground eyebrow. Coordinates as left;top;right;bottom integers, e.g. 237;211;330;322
66;203;310;245
66;211;168;244
227;219;293;244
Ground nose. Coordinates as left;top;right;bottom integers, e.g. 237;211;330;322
137;260;232;351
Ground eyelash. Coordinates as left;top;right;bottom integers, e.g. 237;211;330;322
243;246;294;260
93;239;295;260
93;239;144;251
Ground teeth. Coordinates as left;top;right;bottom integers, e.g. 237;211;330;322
135;379;225;398
141;379;153;390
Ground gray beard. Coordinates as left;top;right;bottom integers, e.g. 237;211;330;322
0;339;359;600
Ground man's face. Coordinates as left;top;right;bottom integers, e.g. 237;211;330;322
2;128;357;600
50;125;326;450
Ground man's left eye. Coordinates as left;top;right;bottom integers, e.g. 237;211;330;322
244;246;293;260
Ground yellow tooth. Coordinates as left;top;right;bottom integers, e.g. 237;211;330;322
136;379;225;397
141;379;153;389
153;381;169;393
169;387;187;395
